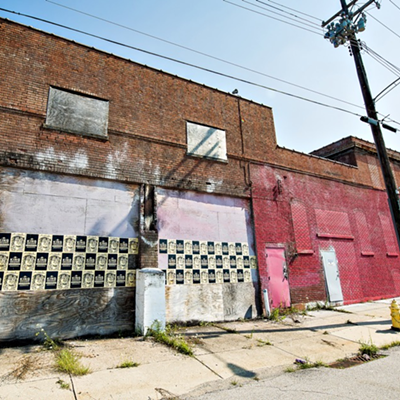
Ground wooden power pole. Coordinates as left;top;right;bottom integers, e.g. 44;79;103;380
323;0;400;248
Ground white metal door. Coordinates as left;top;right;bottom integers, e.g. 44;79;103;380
320;249;343;302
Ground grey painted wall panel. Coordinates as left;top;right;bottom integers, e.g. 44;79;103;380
166;283;257;322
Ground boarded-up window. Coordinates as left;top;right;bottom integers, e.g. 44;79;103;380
379;213;399;256
354;211;374;256
186;121;227;161
45;87;109;139
291;202;313;253
315;209;354;239
368;157;383;188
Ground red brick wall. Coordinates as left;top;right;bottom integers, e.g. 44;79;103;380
1;19;397;197
0;19;277;198
251;163;400;305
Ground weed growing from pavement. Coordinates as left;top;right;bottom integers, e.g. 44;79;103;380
55;349;90;376
213;325;238;334
116;360;140;369
358;340;378;357
256;339;272;347
56;379;70;390
285;358;327;372
35;328;63;351
244;330;254;339
307;303;351;314
147;322;194;357
380;340;400;350
268;306;307;322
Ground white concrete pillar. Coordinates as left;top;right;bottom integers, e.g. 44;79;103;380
135;268;166;335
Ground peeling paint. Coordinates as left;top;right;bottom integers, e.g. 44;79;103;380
205;179;223;193
140;235;158;247
105;143;131;180
35;147;88;170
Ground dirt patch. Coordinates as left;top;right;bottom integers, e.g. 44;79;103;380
329;354;386;369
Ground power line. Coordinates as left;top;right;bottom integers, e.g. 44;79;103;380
223;0;322;36
389;0;400;12
45;0;363;110
365;10;400;40
257;0;322;21
358;40;400;76
0;7;364;119
254;0;322;27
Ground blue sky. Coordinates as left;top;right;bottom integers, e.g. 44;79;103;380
1;1;400;153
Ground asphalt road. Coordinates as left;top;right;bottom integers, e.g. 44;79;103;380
183;347;400;400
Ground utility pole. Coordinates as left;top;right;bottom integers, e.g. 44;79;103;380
323;0;400;248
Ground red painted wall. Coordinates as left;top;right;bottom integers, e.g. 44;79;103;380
251;163;400;306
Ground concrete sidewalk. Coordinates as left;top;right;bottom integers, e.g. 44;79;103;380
1;298;400;400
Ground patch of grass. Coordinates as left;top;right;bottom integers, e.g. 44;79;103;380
56;379;70;390
358;340;378;357
253;376;260;381
256;339;272;347
55;349;90;376
231;380;242;386
116;360;140;369
285;366;296;373
380;340;400;350
199;321;213;327
297;360;326;370
148;323;194;357
323;331;329;335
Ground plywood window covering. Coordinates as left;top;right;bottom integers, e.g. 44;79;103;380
379;213;399;257
186;121;227;162
315;209;354;240
354;211;374;256
45;87;109;139
368;157;383;188
291;202;313;254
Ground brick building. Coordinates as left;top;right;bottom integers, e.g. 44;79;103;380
0;18;399;341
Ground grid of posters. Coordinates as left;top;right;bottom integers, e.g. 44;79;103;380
0;233;139;292
159;239;257;285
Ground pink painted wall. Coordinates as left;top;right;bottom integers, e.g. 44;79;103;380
157;188;255;269
251;163;400;305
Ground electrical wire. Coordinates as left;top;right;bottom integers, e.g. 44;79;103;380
242;0;323;32
365;10;400;40
0;7;365;120
223;0;322;36
374;77;400;102
254;0;322;27
257;0;322;22
389;0;400;12
45;0;363;110
358;40;400;76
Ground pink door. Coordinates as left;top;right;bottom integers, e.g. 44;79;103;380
265;247;291;308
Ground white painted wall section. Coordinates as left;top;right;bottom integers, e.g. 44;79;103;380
135;268;166;335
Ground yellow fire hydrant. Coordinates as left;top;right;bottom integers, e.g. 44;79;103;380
390;299;400;331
